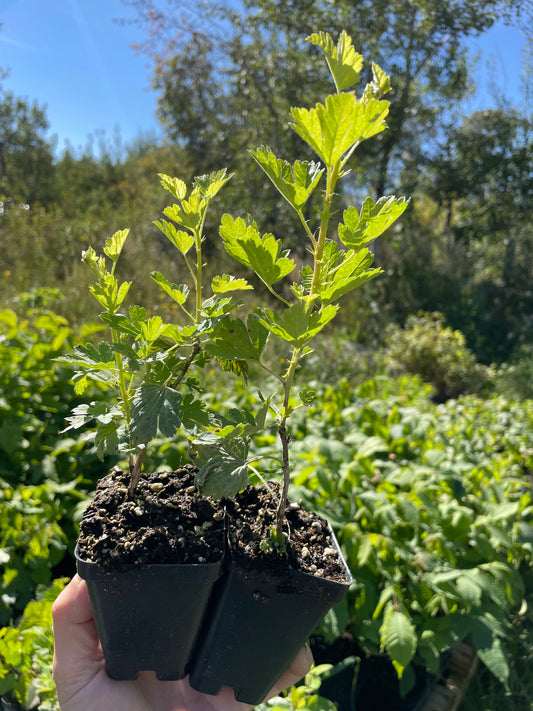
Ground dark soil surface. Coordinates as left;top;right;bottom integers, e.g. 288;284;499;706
77;465;224;569
224;483;350;583
77;468;349;583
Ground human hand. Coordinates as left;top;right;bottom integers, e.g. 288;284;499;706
53;575;313;711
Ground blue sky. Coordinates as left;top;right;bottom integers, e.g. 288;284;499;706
0;0;529;157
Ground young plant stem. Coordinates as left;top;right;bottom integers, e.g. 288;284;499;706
275;345;301;538
128;443;147;498
195;227;203;321
112;329;131;423
111;326;144;499
273;163;338;538
309;162;338;303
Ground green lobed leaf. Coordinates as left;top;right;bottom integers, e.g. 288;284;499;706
219;215;295;286
370;62;392;98
158;173;187;200
94;421;119;460
129;305;147;326
130;383;183;443
193;436;250;498
290;93;389;167
151;271;190;306
258;302;338;347
299;386;316;406
250;146;323;210
338;196;409;248
89;273;131;314
318;246;382;304
99;312;141;337
104;229;130;265
163;201;200;232
194;168;233;200
153;219;194;255
140;315;167;344
82;246;106;278
112;342;140;370
211;274;253;294
307;30;363;93
207;315;269;362
61;401;121;432
180;393;210;429
58;342;115;368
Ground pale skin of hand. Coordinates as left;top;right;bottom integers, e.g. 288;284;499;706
53;575;313;711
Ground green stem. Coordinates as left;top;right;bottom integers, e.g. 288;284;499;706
308;160;339;308
112;328;131;423
194;208;209;323
195;229;203;322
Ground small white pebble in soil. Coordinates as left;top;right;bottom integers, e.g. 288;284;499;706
301;546;310;559
324;547;337;556
133;506;144;516
185;486;196;495
150;482;164;493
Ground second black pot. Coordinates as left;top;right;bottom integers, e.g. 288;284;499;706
188;526;352;705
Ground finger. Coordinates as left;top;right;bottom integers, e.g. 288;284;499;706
52;575;103;678
266;644;314;699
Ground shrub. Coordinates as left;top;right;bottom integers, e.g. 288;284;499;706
385;312;490;401
494;343;533;401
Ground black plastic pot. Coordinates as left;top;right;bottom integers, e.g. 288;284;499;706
189;526;352;705
75;545;224;680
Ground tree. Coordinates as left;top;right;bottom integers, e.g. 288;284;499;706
426;107;533;361
0;81;55;205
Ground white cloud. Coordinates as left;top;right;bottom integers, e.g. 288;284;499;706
0;33;38;52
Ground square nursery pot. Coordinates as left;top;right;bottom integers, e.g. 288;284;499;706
75;544;224;680
188;523;353;705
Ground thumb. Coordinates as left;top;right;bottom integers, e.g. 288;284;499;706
52;575;104;694
266;643;314;700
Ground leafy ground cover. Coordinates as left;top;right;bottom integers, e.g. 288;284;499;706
302;382;531;688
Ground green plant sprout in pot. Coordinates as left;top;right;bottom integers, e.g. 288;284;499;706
59;170;244;681
60;29;407;704
184;31;408;703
